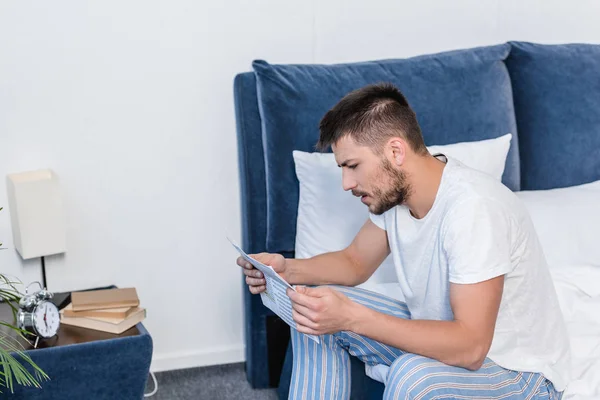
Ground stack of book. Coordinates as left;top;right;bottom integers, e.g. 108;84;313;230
60;288;146;334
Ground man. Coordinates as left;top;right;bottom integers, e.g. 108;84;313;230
237;84;571;399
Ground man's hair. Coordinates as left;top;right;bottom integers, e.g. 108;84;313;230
316;83;428;154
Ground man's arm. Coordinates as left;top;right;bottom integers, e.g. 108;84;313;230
351;276;504;370
286;219;390;287
289;276;504;371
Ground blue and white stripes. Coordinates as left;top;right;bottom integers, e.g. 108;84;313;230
289;286;561;399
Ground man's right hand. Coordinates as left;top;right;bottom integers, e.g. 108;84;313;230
237;252;287;294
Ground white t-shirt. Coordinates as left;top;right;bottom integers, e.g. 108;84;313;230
370;156;571;391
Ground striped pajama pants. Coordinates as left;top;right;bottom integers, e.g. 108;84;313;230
289;286;562;400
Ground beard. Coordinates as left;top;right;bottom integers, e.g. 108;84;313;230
353;158;412;215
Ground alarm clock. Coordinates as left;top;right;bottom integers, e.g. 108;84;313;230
17;283;60;339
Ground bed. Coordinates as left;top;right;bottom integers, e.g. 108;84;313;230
233;41;600;399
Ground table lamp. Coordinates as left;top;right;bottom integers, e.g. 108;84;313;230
6;169;67;290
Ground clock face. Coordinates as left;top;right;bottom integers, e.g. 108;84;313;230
33;301;60;338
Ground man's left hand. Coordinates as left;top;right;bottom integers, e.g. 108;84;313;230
287;286;360;335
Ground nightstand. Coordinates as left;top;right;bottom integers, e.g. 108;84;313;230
0;296;153;399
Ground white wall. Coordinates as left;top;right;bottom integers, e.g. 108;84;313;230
1;0;599;372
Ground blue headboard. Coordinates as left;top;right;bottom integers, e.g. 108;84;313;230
233;72;272;387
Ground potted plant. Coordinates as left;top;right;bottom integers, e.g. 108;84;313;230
0;206;49;393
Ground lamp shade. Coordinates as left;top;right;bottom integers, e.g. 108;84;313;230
6;169;66;260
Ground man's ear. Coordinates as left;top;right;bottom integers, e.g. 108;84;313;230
387;138;407;167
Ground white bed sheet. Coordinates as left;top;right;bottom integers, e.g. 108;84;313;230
551;265;600;399
364;265;600;398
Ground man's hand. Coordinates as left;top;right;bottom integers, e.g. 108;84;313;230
237;253;286;294
287;286;360;335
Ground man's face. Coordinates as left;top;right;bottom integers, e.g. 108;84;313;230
333;136;411;215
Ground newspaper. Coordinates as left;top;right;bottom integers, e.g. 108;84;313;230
228;238;319;343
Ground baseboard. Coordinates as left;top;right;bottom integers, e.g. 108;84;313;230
150;344;245;372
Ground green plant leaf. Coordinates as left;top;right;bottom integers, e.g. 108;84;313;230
0;322;29;337
0;335;50;393
0;271;49;393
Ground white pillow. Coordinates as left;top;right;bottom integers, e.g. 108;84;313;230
293;134;513;293
516;179;600;269
426;134;511;181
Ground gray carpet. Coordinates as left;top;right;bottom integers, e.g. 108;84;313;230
144;363;278;400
